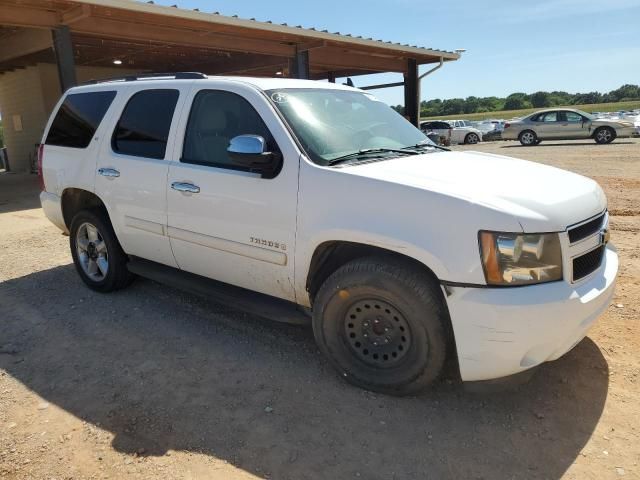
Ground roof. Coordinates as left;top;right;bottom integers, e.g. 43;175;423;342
0;0;459;78
92;0;460;61
71;75;361;92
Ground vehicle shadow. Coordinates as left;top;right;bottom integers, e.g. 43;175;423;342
0;265;609;479
500;141;635;148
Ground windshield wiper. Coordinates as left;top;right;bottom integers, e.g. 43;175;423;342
402;141;450;153
327;148;419;166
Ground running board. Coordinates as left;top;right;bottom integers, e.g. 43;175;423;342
127;257;310;326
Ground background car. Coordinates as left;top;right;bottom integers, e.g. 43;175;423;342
502;108;636;146
420;120;482;145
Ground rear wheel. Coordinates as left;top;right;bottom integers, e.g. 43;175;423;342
70;210;134;292
312;257;449;395
519;130;538;146
464;132;480;144
594;127;615;144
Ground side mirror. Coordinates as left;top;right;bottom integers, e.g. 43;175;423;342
227;135;281;179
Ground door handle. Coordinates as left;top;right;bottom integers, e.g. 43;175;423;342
98;167;120;178
171;182;200;194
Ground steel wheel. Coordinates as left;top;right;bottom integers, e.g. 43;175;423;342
343;299;412;367
465;133;479;144
75;222;109;281
312;257;449;395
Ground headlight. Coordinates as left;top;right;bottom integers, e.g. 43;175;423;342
479;231;563;286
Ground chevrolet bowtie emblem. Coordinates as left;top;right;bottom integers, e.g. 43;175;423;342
601;229;610;245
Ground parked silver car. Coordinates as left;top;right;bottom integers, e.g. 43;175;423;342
502;108;636;146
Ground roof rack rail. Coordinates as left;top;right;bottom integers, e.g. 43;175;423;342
83;72;207;85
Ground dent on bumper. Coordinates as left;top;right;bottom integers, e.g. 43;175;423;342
446;246;618;382
40;191;67;233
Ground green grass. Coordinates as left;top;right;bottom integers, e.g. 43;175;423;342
422;100;640;122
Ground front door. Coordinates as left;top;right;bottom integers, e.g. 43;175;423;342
166;84;300;301
559;111;591;139
95;84;189;267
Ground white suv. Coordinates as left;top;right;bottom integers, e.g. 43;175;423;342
39;73;618;395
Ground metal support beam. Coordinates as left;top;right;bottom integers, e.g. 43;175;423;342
291;48;309;79
360;81;404;91
52;26;77;92
403;58;419;127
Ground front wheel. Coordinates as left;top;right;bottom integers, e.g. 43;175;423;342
594;127;616;144
464;132;480;144
312;257;449;396
519;130;538;146
70;210;134;292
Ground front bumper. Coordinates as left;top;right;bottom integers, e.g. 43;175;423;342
446;245;618;382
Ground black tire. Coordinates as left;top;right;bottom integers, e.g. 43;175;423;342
70;209;134;293
312;257;450;396
464;132;480;145
518;130;538;146
594;126;616;144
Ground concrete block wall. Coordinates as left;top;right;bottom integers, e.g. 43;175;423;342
0;66;48;172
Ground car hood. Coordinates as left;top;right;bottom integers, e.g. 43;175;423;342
342;150;606;232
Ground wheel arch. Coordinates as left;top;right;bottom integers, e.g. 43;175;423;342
61;188;111;231
305;240;444;305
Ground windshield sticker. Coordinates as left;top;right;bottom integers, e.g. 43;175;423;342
271;92;289;103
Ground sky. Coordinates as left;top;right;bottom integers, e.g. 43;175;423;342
152;0;640;106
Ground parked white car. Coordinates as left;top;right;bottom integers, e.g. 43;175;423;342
39;74;617;395
420;120;482;144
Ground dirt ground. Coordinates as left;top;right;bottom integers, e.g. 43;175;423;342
1;138;638;480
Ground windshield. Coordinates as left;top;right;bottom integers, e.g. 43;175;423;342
266;88;433;165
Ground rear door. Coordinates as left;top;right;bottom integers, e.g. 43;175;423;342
94;83;191;267
166;83;300;301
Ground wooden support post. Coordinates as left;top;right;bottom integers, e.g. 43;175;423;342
52;26;77;92
403;58;419;127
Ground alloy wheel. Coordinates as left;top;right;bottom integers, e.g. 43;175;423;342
75;222;109;281
596;129;612;143
521;132;535;145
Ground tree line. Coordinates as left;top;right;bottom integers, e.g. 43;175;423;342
392;84;640;117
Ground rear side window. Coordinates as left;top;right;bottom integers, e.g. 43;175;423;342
46;91;116;148
112;89;179;159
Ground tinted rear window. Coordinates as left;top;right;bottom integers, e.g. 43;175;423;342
45;91;116;148
112;89;179;159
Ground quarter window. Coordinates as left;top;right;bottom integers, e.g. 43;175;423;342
182;90;278;170
46;91;116;148
112;89;179;159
